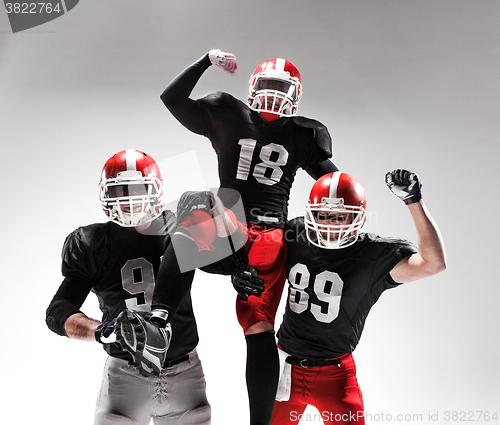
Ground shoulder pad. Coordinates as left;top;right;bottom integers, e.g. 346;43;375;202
291;115;327;130
61;223;109;279
284;217;308;245
354;233;418;260
200;91;252;118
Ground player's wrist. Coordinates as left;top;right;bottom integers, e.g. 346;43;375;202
208;49;224;66
406;199;424;210
94;322;105;343
95;320;117;344
151;309;169;328
405;193;422;205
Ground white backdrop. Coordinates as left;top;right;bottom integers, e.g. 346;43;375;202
1;1;499;424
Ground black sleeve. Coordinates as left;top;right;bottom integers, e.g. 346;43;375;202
46;226;106;336
370;237;419;290
305;159;339;180
45;276;93;337
152;240;196;318
160;53;212;136
312;122;333;159
200;241;248;275
292;117;333;170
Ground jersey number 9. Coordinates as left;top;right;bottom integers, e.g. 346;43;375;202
121;258;155;311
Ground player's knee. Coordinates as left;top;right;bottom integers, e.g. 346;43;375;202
236;300;274;333
245;321;274;335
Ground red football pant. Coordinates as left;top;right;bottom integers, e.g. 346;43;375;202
179;214;288;333
236;224;288;333
271;354;365;425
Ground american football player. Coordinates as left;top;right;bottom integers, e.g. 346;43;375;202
45;149;211;425
271;169;446;424
116;49;339;425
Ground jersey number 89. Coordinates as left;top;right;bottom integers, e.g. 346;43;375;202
288;263;344;323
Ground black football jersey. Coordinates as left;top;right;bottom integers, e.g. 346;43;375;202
57;214;198;361
277;217;418;360
198;93;332;225
161;54;332;227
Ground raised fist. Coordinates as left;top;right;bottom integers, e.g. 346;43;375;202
209;49;237;74
385;169;422;205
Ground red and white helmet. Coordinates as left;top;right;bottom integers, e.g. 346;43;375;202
247;58;302;121
305;172;367;249
99;149;164;227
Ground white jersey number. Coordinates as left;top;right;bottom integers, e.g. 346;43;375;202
236;139;289;186
288;263;344;323
121;257;155;311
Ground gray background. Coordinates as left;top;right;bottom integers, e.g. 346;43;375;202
1;1;499;424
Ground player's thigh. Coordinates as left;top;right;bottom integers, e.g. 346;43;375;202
310;360;364;424
153;350;211;425
94;357;151;425
313;391;364;425
271;400;306;425
246;227;286;273
153;405;211;425
236;228;288;330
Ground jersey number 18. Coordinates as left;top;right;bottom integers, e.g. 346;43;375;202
236;139;289;186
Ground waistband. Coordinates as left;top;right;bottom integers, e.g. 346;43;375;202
285;352;351;368
163;354;190;368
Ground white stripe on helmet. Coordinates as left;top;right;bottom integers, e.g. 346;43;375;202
329;172;342;198
125;149;137;171
275;58;286;72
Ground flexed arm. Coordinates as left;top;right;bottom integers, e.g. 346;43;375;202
46;276;117;343
160;49;237;135
386;169;447;283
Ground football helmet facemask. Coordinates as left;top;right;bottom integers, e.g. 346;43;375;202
305;172;367;249
248;58;302;121
99;149;164;227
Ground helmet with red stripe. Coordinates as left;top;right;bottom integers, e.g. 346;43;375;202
99;149;164;227
247;58;302;121
305;172;367;249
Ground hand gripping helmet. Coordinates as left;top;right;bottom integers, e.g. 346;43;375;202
99;149;164;227
305;172;367;249
247;58;302;121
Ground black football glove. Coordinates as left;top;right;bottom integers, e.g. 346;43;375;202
176;190;215;224
385;169;422;205
95;318;117;344
232;267;264;301
96;311;153;344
